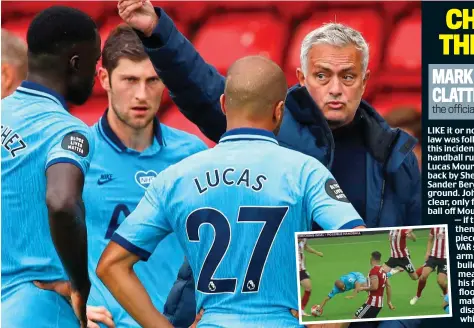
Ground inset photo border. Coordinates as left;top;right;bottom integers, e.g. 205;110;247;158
295;225;452;325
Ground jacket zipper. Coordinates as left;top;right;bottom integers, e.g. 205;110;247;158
375;178;386;227
375;129;401;227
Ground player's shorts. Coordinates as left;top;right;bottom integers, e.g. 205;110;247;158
299;270;310;281
2;282;79;328
385;256;415;273
426;256;447;274
354;303;382;319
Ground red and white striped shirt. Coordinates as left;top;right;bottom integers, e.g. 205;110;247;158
389;229;410;258
298;238;307;271
430;227;447;259
366;265;387;308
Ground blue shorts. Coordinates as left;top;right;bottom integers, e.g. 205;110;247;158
2;282;79;328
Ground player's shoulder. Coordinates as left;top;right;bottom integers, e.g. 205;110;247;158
160;123;208;153
276;146;329;175
369;266;380;275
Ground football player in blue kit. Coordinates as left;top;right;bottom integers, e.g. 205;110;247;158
35;25;207;328
1;6;101;328
97;55;365;328
319;272;368;311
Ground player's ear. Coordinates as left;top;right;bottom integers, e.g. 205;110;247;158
296;68;305;87
98;67;111;92
1;63;13;92
362;69;371;93
69;55;80;72
220;94;227;116
274;100;284;123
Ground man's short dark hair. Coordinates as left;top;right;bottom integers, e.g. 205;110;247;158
27;6;97;56
102;24;148;74
371;251;382;261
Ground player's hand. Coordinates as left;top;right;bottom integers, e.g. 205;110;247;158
34;280;71;299
86;306;115;328
34;281;108;328
388;302;395;310
118;0;158;37
70;287;89;328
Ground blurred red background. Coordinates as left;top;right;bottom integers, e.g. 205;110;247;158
2;1;421;147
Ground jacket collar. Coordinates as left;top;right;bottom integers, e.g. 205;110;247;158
285;84;417;172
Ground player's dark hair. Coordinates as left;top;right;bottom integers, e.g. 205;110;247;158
102;24;148;74
27;6;97;56
371;251;382;261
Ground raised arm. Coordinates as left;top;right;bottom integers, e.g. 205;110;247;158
118;0;226;142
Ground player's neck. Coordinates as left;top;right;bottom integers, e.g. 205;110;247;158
26;73;66;99
226;119;274;134
107;111;154;152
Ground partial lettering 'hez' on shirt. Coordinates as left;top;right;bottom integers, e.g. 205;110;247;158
1;124;27;158
1;81;94;328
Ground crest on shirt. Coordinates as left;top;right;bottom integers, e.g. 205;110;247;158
135;170;158;189
325;179;350;203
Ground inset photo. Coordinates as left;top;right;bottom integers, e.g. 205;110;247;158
295;225;452;325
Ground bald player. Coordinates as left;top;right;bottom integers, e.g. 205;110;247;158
97;55;364;328
1;29;27;98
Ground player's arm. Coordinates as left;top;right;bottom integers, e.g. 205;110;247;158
303;159;366;231
345;282;363;299
425;231;434;261
118;0;226;143
320;296;331;308
358;275;378;292
97;178;173;328
46;164;90;309
45;128;94;326
97;243;171;328
406;229;417;241
304;244;323;257
386;277;395;310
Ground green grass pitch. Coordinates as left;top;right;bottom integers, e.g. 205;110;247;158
300;229;449;322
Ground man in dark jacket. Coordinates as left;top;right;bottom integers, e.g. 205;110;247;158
118;1;421;327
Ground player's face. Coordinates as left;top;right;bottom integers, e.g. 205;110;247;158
106;58;164;130
67;30;101;105
298;44;370;129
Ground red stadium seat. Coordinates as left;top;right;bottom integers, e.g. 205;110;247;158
2;1;104;22
70;96;107;126
285;9;383;86
371;90;421;116
274;2;316;20
193;12;288;75
159;106;216;148
387;10;421;71
164;2;210;22
2;16;32;42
